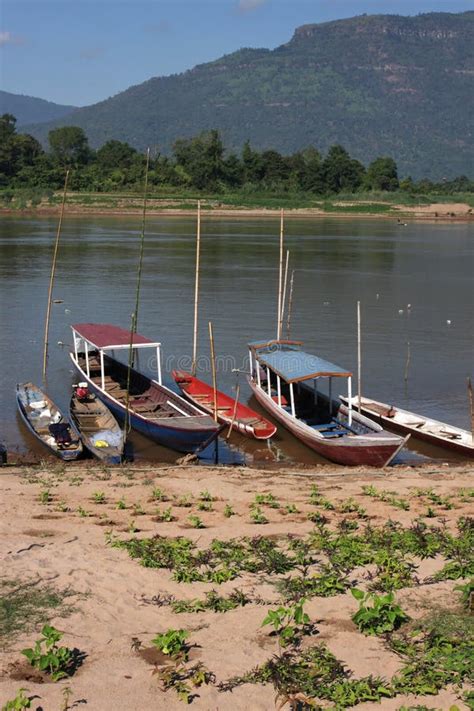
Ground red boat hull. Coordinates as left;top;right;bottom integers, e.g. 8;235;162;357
173;371;277;440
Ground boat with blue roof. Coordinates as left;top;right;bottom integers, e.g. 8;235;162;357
248;339;407;466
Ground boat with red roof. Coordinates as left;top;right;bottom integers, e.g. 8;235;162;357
69;324;220;454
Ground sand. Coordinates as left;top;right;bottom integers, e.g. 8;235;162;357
0;461;472;710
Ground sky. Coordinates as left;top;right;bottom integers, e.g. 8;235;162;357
1;0;473;107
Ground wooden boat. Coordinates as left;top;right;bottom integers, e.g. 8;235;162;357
172;370;277;440
16;382;83;461
340;395;474;458
69;324;220;454
70;388;124;464
247;340;408;467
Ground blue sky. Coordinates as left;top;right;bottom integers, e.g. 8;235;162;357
1;0;473;106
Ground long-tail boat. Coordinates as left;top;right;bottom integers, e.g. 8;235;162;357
69;324;220;454
70;386;125;464
340;395;474;458
247;339;408;466
16;382;83;461
172;370;277;440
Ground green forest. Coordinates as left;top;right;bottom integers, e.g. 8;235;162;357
1;114;473;207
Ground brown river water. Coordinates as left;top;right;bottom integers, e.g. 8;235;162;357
1;214;473;465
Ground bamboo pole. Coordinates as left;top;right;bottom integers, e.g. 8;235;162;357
42;169;69;382
208;321;218;422
404;341;411;383
132;147;151;337
276;208;284;340
286;269;295;339
191;200;201;376
468;377;474;445
280;249;290;330
226;381;240;440
123;311;137;440
357;300;361;413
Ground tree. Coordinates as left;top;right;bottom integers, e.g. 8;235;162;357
241;140;262;184
96;140;137;169
323;145;365;193
0;113;17;143
173;129;225;189
365;157;399;191
48;126;90;168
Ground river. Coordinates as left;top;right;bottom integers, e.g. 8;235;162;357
1;214;473;464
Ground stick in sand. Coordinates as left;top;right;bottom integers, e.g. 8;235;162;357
226;381;241;440
280;249;290;329
42;169;69;381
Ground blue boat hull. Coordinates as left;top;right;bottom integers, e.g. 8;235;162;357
71;361;218;454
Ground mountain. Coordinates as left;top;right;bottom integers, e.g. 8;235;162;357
23;12;474;179
0;91;77;127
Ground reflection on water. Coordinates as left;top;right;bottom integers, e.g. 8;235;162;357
1;215;473;464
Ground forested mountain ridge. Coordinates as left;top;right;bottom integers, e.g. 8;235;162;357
0;91;77;126
23;12;474;179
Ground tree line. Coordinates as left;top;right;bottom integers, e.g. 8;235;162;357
1;114;472;196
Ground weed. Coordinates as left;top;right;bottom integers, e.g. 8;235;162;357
277;570;349;602
255;493;280;508
153;661;214;703
39;489;52;504
77;506;90;517
116;498;127;510
223;504;235;518
151;487;169;502
21;624;73;681
250;506;268;524
262;599;310;647
152;629;189;660
174;495;193;508
128;519;139;533
338;497;367;517
55;500;70;513
455;578;473;610
197;501;213;512
351;589;409;635
91;491;106;504
188;515;205;529
284;503;299;514
0;579;75;647
199;490;215;502
155;507;175;522
2;688;31;710
172;589;252;614
132;503;146;516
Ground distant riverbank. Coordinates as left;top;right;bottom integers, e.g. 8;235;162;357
1;191;473;222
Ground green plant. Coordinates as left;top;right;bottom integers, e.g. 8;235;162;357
284;503;299;514
77;506;90;517
152;629;189;660
153;661;214;703
151;487;169;502
199;490;215;502
455;578;473;609
262;599;310;647
223;504;235;518
39;489;52;504
91;491;106;504
174;495;193;508
250;506;268;524
21;624;73;681
197;501;213;512
155;506;175;522
255;493;280;508
116;498;127;509
132;503;146;516
351;589;409;635
188;515;205;529
1;688;31;710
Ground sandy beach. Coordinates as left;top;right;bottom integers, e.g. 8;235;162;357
1;460;472;710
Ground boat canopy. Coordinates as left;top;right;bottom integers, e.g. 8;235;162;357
72;323;157;349
251;342;351;384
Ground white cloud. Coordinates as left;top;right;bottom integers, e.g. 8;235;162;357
237;0;268;13
0;31;12;46
0;31;24;47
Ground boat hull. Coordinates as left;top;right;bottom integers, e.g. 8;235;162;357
341;396;474;459
69;395;124;465
16;384;83;461
70;356;219;454
249;378;404;467
172;370;277;440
